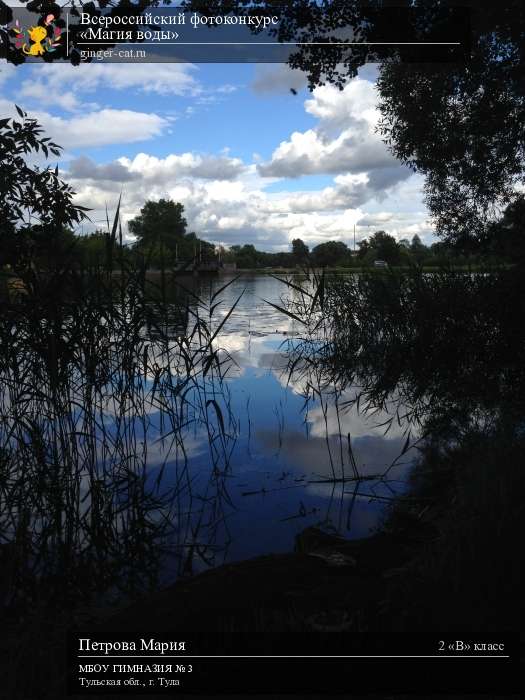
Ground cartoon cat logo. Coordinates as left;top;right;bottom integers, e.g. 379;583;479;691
12;14;62;56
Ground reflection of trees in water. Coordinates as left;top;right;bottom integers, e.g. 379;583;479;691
281;268;525;433
0;275;241;613
277;267;524;628
2;265;523;618
276;267;525;526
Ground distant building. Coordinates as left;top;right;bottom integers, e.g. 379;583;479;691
374;260;388;268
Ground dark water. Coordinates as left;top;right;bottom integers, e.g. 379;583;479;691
0;271;418;606
2;267;523;611
143;274;416;579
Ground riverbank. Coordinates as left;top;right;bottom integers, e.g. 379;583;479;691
93;421;522;637
1;520;424;698
231;264;513;275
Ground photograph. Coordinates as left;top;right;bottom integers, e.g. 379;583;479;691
0;1;522;697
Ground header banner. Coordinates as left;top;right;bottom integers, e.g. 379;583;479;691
1;3;471;64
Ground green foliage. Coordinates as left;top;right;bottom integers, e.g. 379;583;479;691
73;230;134;268
312;240;351;267
128;199;215;267
129;198;187;250
481;194;525;262
227;244;293;269
291;238;309;264
0;106;88;270
376;2;524;246
271;0;522;248
409;234;427;265
367;230;401;265
218;227;514;270
181;1;523;251
230;243;258;269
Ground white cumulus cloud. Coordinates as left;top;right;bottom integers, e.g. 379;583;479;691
258;77;411;193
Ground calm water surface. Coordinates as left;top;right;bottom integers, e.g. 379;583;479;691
142;274;417;579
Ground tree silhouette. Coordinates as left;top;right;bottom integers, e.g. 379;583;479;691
291;238;309;264
128;198;215;266
129;199;187;249
312;240;349;267
409;235;428;265
0;105;88;269
181;1;524;249
367;230;401;266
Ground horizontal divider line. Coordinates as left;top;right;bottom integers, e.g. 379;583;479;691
75;42;462;46
77;655;510;659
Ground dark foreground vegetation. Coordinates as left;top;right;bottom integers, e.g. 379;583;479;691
280;267;524;631
1;264;522;697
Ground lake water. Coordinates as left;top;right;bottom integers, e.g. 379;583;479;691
0;272;419;600
144;273;417;580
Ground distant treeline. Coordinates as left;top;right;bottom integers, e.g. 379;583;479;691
223;233;500;269
2;196;522;273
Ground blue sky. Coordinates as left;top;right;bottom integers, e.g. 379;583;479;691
0;57;432;251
